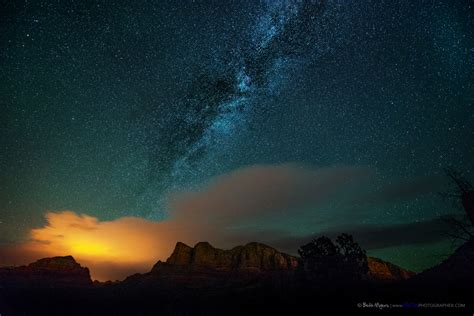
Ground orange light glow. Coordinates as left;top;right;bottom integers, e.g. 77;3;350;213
11;211;182;280
68;239;111;257
0;210;219;281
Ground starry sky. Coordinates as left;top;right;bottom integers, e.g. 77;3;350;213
1;0;473;276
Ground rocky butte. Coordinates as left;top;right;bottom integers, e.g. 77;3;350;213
0;255;92;288
123;241;414;288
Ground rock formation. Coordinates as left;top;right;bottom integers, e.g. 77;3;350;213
0;255;92;288
124;241;413;289
367;257;414;281
165;241;298;271
122;242;301;289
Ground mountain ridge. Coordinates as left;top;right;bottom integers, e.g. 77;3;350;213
0;241;414;287
122;241;414;288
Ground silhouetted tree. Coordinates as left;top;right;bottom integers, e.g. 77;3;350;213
298;234;368;284
445;169;474;226
441;169;474;243
335;233;369;278
298;236;338;282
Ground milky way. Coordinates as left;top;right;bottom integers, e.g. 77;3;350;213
136;0;353;213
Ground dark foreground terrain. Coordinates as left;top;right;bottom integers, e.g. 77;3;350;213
1;240;473;315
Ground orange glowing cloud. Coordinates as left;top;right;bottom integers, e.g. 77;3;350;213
30;212;166;263
1;211;179;281
0;210;227;281
0;209;227;281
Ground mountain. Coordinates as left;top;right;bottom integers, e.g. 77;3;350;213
124;242;299;289
123;241;413;288
0;255;92;288
166;241;299;271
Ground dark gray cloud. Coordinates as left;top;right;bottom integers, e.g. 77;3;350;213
266;217;451;255
168;164;373;224
168;165;450;232
354;176;447;206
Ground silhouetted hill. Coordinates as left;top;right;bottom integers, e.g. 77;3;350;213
412;237;474;285
0;255;92;288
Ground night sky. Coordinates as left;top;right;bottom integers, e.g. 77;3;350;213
1;0;473;279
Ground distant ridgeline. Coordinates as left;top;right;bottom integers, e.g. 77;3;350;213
0;241;414;289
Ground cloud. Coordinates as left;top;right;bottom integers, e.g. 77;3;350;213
0;212;182;281
169;164;373;224
268;217;451;255
353;175;447;206
0;164;449;281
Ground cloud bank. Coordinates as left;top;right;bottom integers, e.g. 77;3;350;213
169;164;372;223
